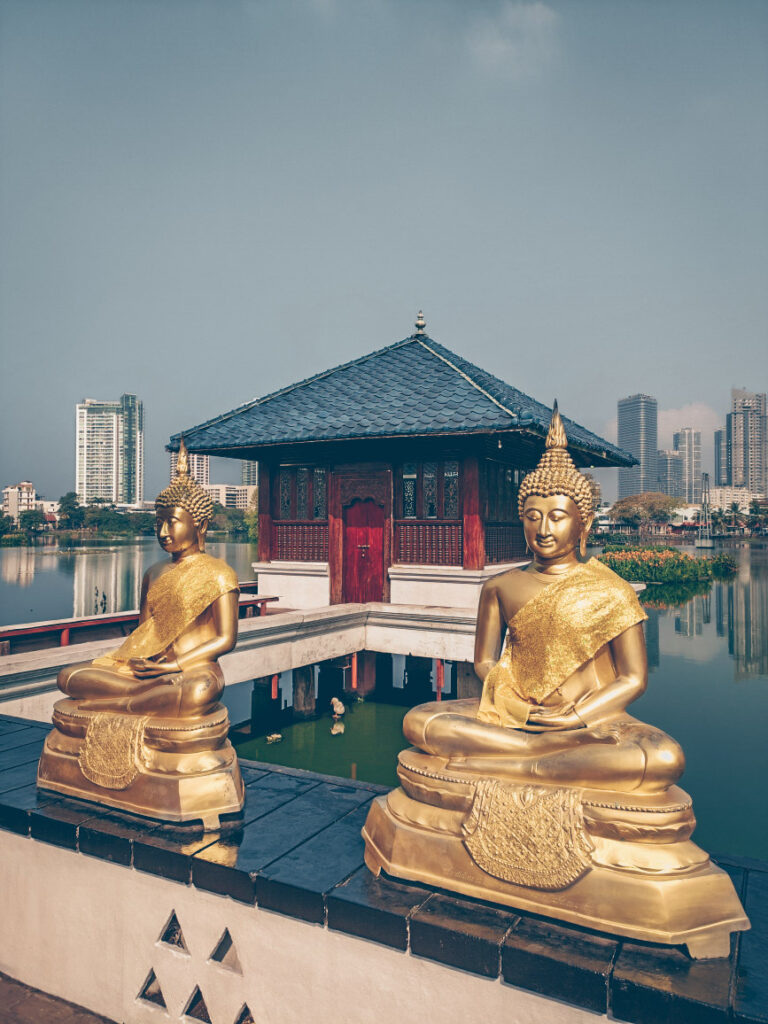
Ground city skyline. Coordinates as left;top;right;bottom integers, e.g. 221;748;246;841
4;377;767;505
1;2;766;501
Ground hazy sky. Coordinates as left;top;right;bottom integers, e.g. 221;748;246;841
1;0;766;501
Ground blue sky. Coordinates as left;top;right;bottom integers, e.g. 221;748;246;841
1;0;766;500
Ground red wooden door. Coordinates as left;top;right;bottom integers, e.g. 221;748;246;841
342;498;385;603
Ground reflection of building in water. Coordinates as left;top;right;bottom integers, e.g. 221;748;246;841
727;574;768;680
675;596;703;638
714;581;726;638
712;570;768;680
72;548;145;617
0;546;37;587
643;609;660;672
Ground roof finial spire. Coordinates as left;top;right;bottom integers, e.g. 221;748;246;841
415;310;426;335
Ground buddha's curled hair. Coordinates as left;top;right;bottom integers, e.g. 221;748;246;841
156;440;214;526
517;403;595;526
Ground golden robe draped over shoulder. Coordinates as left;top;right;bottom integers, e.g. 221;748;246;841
477;559;646;728
94;553;238;666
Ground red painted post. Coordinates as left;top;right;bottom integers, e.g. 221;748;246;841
436;658;444;701
60;628;70;647
462;454;485;570
271;674;279;700
351;652;358;690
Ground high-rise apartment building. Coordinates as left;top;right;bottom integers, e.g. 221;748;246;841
241;460;259;486
617;394;658;498
673;427;701;503
75;394;144;505
656;449;684;499
1;481;36;523
169;451;209;486
726;389;767;497
714;428;728;486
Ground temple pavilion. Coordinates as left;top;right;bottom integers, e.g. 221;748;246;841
170;315;633;609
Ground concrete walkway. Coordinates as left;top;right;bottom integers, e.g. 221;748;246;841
0;972;115;1023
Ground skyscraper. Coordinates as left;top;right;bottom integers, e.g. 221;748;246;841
727;389;767;497
657;449;684;499
714;428;728;486
617;394;658;498
673;427;701;503
241;460;259;486
169;450;209;486
75;394;144;505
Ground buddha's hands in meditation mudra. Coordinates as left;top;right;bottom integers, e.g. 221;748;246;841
402;405;682;794
57;443;239;718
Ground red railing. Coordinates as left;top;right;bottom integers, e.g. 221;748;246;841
485;522;526;564
395;520;462;565
274;521;329;561
0;595;279;655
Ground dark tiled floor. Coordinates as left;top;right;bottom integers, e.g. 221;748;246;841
0;971;115;1023
0;712;766;1024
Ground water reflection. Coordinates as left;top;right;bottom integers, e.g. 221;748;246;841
641;545;768;682
1;546;41;587
72;546;146;617
715;573;768;681
0;540;258;626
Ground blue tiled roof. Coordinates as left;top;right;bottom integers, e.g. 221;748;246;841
170;335;632;464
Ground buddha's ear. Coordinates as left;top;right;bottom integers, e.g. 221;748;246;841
580;514;594;559
198;518;209;552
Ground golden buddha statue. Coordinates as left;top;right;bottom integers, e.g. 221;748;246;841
37;442;245;829
363;406;749;958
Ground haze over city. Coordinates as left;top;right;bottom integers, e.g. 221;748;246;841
1;0;766;500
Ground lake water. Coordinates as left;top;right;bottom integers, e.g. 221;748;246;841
0;539;258;625
0;539;766;858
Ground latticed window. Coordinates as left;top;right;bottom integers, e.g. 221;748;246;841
402;464;417;519
313;468;327;518
276;466;328;520
397;460;461;520
279;468;292;519
444;461;459;518
296;468;309;520
423;462;437;518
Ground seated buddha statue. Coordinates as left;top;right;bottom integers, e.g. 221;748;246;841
402;406;681;793
362;405;749;958
37;442;245;828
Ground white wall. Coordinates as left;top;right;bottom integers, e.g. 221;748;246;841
0;829;601;1024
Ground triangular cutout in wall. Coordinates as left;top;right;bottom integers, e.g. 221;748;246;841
159;910;189;952
184;986;212;1023
234;1004;255;1024
209;928;242;974
137;969;166;1008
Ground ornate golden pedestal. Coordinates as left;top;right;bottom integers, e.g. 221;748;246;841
362;748;749;959
37;698;244;830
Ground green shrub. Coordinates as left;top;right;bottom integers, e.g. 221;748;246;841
599;547;736;583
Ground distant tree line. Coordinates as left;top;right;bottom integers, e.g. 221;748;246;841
0;492;259;544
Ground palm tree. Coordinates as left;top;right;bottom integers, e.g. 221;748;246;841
728;501;741;533
748;499;766;535
711;508;725;536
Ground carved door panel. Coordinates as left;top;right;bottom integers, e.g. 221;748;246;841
342;498;385;603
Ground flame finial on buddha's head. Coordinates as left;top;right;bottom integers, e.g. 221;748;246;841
156;438;214;527
517;401;595;526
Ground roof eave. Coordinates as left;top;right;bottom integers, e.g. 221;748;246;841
168;425;635;468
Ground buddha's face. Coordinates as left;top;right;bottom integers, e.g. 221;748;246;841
522;494;583;562
156;506;201;558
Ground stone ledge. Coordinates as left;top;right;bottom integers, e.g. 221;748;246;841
0;712;766;1024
